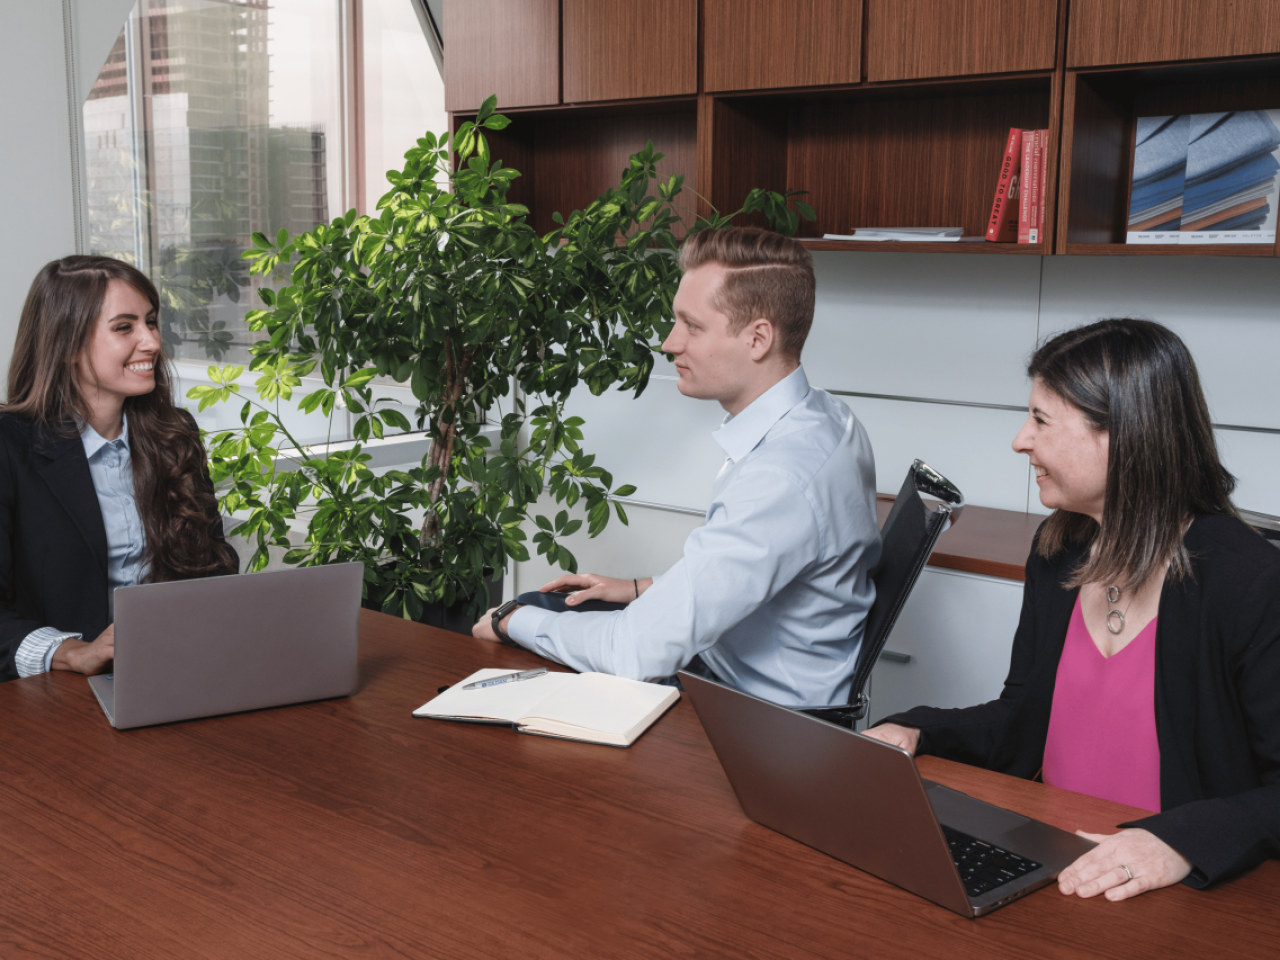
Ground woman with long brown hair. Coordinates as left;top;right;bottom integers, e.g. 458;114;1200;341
868;319;1280;900
0;255;237;682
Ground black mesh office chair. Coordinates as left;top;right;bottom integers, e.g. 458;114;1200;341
804;459;965;729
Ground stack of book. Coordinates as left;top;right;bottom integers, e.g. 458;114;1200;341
985;127;1049;244
1127;110;1280;245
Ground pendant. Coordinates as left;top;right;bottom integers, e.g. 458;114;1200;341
1106;609;1125;634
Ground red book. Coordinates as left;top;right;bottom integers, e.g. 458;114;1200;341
985;127;1022;242
1036;129;1048;244
1018;130;1039;244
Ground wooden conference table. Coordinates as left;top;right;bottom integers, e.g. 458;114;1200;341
3;612;1277;959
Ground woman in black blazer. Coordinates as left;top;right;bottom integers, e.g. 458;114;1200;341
868;319;1280;900
0;256;236;682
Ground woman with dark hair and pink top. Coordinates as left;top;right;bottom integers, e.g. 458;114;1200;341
867;318;1280;901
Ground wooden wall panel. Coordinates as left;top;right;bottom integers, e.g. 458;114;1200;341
786;88;1051;238
562;0;696;103
867;0;1058;82
1069;0;1280;67
444;0;559;112
703;0;862;93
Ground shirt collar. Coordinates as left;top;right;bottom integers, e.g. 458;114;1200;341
79;413;131;460
712;366;810;463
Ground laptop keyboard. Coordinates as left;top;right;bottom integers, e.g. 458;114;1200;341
942;825;1043;899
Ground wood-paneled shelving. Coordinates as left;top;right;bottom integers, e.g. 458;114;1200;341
446;1;1280;258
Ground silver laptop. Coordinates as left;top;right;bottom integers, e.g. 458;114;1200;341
88;562;363;730
680;671;1096;917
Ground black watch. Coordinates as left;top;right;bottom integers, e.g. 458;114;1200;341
491;599;523;647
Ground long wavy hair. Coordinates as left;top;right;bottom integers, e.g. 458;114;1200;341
5;255;236;581
1030;318;1239;588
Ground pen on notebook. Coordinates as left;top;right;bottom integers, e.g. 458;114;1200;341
462;668;547;691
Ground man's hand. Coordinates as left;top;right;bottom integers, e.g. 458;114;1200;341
1057;828;1193;901
540;573;652;606
51;624;114;675
862;722;921;755
473;606;519;644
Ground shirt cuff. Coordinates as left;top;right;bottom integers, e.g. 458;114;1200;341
15;627;82;678
507;605;555;649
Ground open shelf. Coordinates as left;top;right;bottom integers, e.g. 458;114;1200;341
1059;56;1280;257
706;75;1057;248
802;240;1045;254
456;100;698;237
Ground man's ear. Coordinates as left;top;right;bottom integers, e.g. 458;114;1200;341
744;317;775;361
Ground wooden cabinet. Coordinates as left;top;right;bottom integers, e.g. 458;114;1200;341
1068;0;1280;68
867;0;1059;82
562;0;696;103
444;1;1280;258
703;0;861;93
444;0;559;113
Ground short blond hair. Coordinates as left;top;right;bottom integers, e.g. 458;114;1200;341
678;227;815;358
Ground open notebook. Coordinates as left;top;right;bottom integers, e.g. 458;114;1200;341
414;669;680;747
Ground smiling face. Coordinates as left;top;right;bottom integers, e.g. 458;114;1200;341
75;279;161;425
1012;378;1110;522
661;263;770;415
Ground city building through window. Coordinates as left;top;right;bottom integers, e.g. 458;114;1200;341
84;0;445;443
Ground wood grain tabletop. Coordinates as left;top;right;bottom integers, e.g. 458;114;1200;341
2;610;1274;959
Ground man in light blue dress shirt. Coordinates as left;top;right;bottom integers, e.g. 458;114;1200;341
474;228;881;707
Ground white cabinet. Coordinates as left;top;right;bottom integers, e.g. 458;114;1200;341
863;567;1024;727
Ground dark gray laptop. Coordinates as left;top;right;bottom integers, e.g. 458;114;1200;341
680;671;1096;917
88;562;363;730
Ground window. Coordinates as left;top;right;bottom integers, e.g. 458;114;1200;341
84;0;446;442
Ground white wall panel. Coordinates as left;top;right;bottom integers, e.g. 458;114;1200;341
0;0;140;391
806;251;1043;406
839;396;1032;511
560;375;728;513
865;568;1023;725
513;501;703;595
1216;428;1280;516
1039;256;1280;430
0;2;78;385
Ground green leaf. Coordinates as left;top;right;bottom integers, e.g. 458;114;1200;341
613;484;637;498
342;367;378;389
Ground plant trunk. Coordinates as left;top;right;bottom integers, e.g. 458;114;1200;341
420;338;475;546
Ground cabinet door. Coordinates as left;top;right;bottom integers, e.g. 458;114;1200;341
867;0;1059;82
562;0;696;103
1069;0;1280;67
444;0;559;112
704;0;862;93
865;568;1023;726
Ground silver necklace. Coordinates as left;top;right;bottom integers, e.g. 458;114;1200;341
1104;584;1135;635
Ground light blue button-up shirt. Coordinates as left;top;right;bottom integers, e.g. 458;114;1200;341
508;366;881;707
13;416;148;677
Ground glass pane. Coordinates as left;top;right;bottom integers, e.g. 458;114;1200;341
362;0;447;210
85;0;343;371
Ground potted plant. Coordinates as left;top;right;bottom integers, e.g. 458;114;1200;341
189;97;813;629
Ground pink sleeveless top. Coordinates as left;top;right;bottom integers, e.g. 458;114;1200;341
1042;597;1161;812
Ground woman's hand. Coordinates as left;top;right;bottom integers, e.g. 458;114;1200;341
540;573;652;606
51;624;114;675
1057;827;1193;901
862;722;921;755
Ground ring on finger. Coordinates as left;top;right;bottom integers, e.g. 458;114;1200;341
1121;863;1133;881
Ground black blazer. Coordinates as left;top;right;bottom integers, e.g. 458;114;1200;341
882;514;1280;888
0;412;236;681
